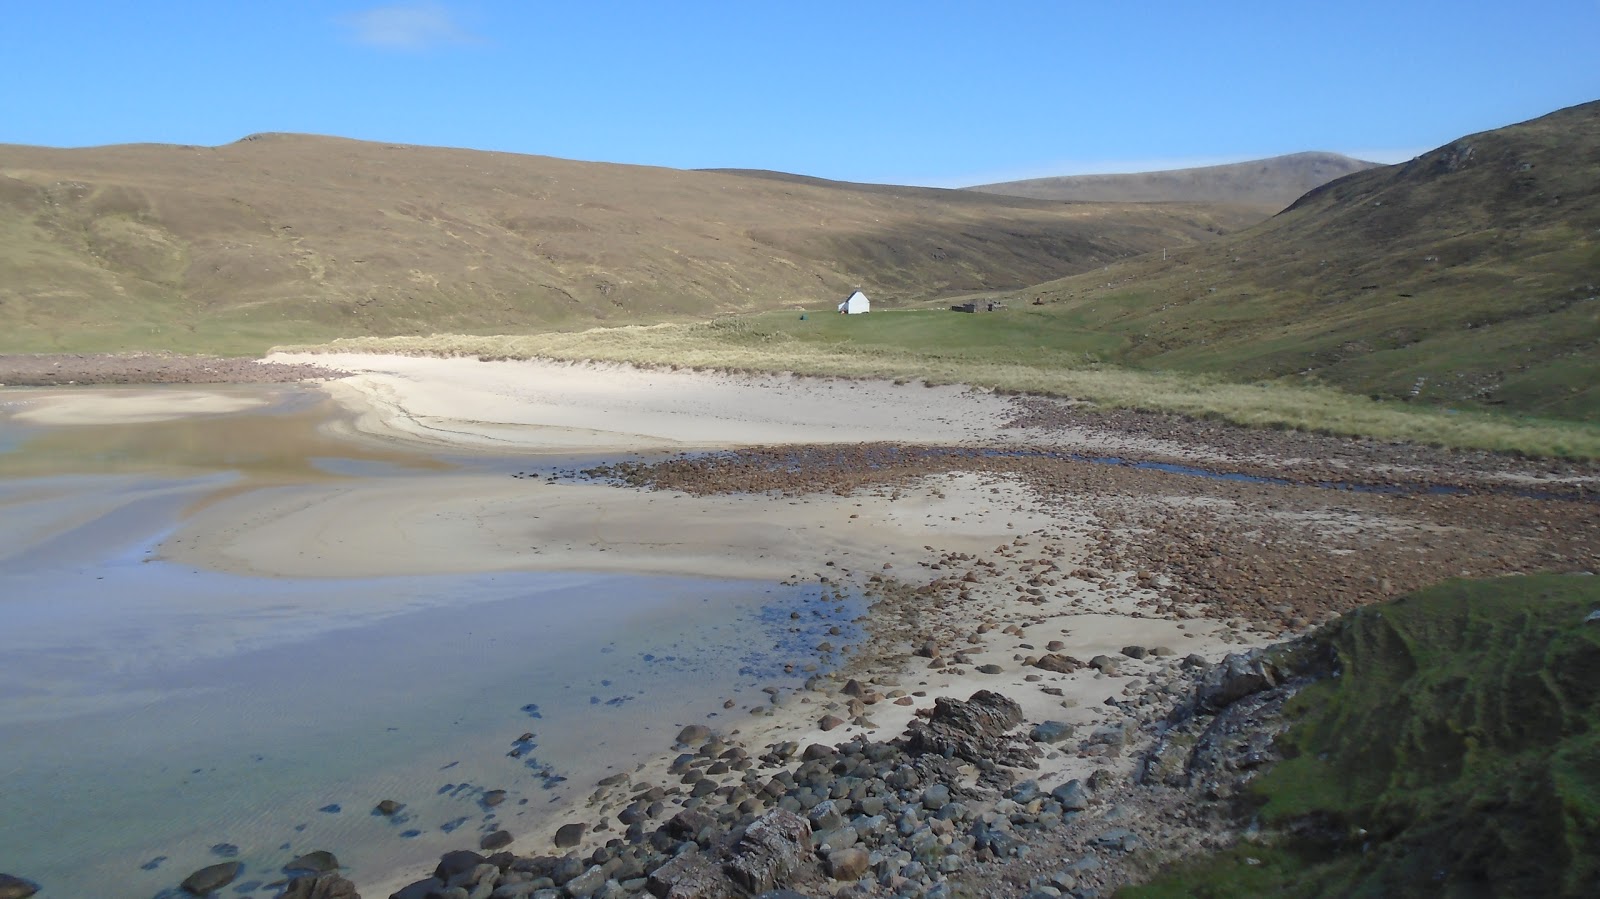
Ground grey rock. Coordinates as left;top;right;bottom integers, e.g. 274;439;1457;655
1051;780;1089;811
435;851;487;882
647;852;730;899
481;830;514;851
280;873;359;899
1088;654;1118;674
389;877;445;899
563;865;606;898
724;809;813;894
1197;650;1278;713
554;822;587;849
976;664;1003;674
1029;721;1074;744
826;846;871;881
0;875;38;899
285;850;340;875
1092;827;1141;852
181;861;242;895
1120;645;1147;659
376;799;405;816
677;725;712;746
483;789;508;807
920;784;950;811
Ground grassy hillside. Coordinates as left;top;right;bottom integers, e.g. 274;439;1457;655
1125;574;1600;898
980;100;1600;421
968;152;1380;213
0;133;1257;354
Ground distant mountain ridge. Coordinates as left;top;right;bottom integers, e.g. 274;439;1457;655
967;152;1382;212
0;133;1259;353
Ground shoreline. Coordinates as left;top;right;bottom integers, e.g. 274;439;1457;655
3;355;1595;897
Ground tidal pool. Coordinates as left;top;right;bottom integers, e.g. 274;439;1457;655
0;386;861;898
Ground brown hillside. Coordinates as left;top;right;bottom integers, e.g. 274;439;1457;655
0;134;1257;352
968;152;1380;214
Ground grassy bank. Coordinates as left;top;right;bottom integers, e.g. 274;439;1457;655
277;310;1600;459
1124;574;1600;898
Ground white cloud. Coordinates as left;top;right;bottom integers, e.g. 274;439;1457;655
341;2;480;50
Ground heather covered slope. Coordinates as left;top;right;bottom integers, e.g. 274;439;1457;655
1126;574;1600;898
986;100;1600;421
0;134;1255;353
968;152;1380;213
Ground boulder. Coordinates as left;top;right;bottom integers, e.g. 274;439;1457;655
676;724;712;746
554;822;587;849
1029;720;1074;744
1051;780;1090;811
646;852;731;899
180;861;241;895
0;875;38;899
1197;650;1278;713
724;809;813;894
1032;654;1084;673
433;850;485;882
279;873;359;899
387;877;443;899
825;846;870;881
285;851;339;875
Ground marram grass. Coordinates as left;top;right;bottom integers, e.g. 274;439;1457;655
277;322;1600;460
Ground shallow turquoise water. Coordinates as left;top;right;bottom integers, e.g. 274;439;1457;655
0;386;861;898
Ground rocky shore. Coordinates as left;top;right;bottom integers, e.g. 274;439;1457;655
67;638;1309;899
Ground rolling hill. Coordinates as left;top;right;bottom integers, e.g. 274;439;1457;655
967;152;1381;213
0;134;1258;353
982;100;1600;421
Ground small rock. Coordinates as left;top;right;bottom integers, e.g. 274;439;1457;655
826;847;871;881
480;830;513;851
921;784;950;811
278;873;359;899
181;861;241;895
1029;721;1074;744
284;850;339;874
0;875;38;899
1032;654;1083;673
375;799;404;816
976;664;1003;674
819;715;845;731
1120;645;1147;659
1051;780;1089;811
554;822;587;849
676;724;712;746
482;789;507;807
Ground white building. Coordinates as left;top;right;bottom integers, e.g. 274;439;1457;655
837;290;871;314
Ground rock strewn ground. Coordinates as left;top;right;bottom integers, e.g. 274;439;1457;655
590;442;1600;629
0;353;349;386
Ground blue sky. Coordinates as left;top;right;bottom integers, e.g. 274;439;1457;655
3;1;1596;186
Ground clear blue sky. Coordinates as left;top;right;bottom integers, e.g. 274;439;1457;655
3;1;1596;186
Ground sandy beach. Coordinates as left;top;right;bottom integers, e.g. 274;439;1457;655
4;354;1594;898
